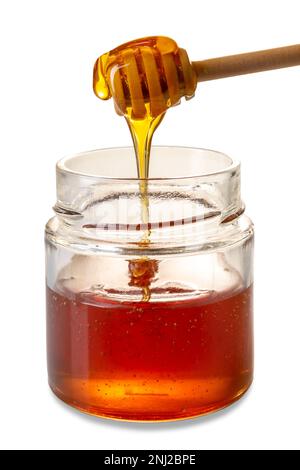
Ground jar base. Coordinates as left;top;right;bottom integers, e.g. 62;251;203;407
49;378;252;422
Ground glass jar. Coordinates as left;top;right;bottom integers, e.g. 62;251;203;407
45;146;254;421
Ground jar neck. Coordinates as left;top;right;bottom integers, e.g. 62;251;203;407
53;147;243;251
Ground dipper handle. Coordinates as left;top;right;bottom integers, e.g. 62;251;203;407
192;44;300;82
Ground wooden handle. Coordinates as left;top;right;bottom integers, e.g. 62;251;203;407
192;44;300;82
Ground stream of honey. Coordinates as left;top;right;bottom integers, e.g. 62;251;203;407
93;37;197;301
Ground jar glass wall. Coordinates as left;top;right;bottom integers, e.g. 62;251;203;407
45;147;254;421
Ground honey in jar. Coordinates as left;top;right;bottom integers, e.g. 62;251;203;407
47;284;252;420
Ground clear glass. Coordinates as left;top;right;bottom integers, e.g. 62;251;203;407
45;146;254;421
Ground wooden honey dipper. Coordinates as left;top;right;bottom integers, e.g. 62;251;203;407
93;36;300;119
93;37;300;300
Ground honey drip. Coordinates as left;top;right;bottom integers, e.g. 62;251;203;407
93;36;197;300
128;258;158;302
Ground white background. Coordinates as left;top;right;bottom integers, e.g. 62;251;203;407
0;0;299;450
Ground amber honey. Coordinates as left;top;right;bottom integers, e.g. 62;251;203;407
47;285;253;421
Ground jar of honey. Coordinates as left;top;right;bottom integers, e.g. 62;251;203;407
45;146;254;421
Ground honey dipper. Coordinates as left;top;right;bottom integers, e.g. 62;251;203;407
93;36;300;119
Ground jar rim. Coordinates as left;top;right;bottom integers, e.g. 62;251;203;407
57;146;240;182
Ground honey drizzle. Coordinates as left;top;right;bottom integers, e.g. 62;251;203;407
124;102;164;301
93;36;197;300
125;111;164;232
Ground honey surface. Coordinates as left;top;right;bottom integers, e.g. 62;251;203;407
47;285;253;421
